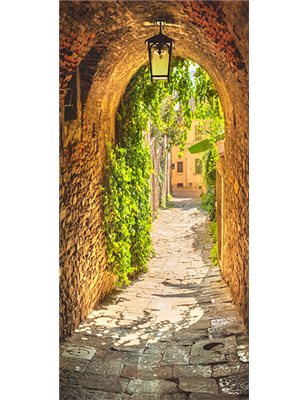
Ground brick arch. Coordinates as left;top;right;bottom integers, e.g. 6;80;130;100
59;0;248;339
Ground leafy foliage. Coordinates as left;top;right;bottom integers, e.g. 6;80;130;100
102;138;153;286
101;143;135;285
201;186;216;221
194;65;224;224
102;58;223;284
102;58;198;285
193;66;224;263
210;220;217;242
188;138;211;154
209;221;218;265
211;242;218;265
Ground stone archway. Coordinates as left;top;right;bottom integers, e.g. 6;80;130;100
59;0;248;339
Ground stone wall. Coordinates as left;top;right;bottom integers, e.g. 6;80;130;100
216;158;224;265
59;0;249;338
59;126;116;340
223;110;249;326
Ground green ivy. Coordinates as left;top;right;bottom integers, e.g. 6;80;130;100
211;242;218;266
193;66;224;264
101;143;134;285
194;65;224;223
201;186;216;221
101;139;153;286
209;221;218;265
102;58;223;285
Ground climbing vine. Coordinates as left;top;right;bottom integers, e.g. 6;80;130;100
101;143;136;285
193;66;224;221
102;58;223;284
191;65;224;265
210;221;218;266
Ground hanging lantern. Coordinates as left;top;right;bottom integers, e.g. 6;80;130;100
145;22;175;82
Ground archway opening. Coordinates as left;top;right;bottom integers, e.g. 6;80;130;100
101;57;225;287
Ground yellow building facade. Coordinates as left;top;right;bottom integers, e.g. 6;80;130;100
171;120;207;197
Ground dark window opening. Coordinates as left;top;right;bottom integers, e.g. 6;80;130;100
177;161;183;173
177;183;184;188
64;74;77;121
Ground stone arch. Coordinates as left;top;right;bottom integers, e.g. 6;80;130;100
59;0;248;339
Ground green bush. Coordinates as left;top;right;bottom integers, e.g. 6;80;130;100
102;141;153;285
211;242;218;265
201;187;216;221
210;221;217;242
209;221;218;265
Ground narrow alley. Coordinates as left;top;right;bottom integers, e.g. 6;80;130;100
60;198;249;399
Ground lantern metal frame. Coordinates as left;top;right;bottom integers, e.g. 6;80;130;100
145;21;175;82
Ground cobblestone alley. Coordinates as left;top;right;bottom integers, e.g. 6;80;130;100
60;198;249;399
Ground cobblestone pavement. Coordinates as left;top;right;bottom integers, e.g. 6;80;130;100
60;198;249;399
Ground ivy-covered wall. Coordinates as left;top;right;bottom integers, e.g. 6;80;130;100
59;132;116;339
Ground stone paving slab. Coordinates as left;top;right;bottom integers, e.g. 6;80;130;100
84;360;124;376
173;365;212;378
130;395;160;400
60;387;130;400
219;374;249;396
212;362;249;378
189;394;244;400
130;395;189;400
237;344;249;363
126;379;178;395
60;197;249;399
122;365;173;380
161;345;190;365
179;377;219;394
60;371;129;392
161;395;189;400
60;358;90;373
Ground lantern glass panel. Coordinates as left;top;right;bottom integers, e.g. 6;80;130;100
150;44;170;80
